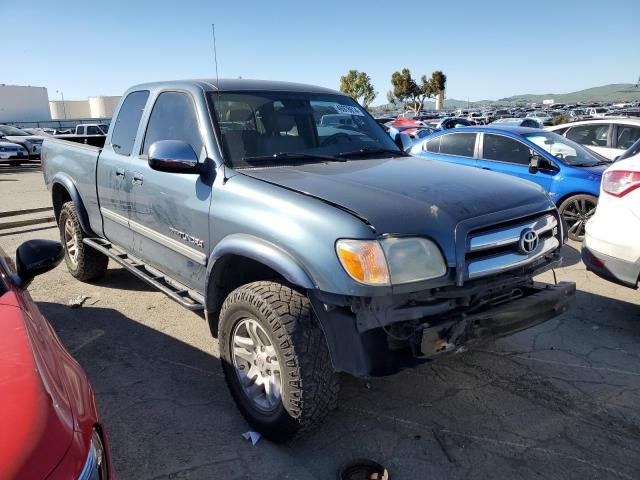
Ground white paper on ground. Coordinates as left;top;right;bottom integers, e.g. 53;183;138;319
242;431;261;446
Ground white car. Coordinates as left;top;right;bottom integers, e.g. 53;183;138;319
549;118;640;161
582;155;640;289
0;141;30;163
586;107;609;118
526;111;553;126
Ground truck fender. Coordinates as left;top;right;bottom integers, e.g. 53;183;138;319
204;234;316;333
51;173;93;234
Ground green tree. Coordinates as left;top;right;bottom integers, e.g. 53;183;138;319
430;70;447;98
339;70;377;108
388;68;437;113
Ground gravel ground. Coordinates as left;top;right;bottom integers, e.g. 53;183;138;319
2;167;639;479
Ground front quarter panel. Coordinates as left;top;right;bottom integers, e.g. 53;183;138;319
210;172;390;297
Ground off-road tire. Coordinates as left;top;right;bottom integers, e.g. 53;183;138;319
58;201;108;281
558;194;598;242
219;281;339;442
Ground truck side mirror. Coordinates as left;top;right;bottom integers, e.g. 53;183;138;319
148;140;200;173
12;240;64;289
394;133;413;153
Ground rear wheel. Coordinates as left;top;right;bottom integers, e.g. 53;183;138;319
558;194;597;242
58;201;109;281
218;281;338;442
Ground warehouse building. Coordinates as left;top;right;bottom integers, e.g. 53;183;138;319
0;85;51;122
49;95;121;120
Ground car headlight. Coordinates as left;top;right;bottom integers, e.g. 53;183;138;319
336;237;446;286
77;429;108;479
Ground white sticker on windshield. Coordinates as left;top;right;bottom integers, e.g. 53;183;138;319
333;104;365;116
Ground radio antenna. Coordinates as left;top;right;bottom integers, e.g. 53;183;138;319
211;24;220;88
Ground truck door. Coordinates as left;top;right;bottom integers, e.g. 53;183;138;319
128;90;212;291
96;90;150;250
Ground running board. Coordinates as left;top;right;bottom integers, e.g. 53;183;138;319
83;238;204;311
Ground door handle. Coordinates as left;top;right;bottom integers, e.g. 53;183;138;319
132;173;144;185
481;167;492;171
115;168;125;178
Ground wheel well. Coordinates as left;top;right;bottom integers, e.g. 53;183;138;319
555;191;598;208
52;183;72;224
205;254;287;336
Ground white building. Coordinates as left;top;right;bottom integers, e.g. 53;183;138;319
50;95;121;120
0;85;51;122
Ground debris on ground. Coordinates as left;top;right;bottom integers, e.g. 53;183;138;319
242;431;261;446
69;295;90;308
338;459;389;480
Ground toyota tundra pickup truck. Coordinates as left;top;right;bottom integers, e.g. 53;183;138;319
42;79;575;442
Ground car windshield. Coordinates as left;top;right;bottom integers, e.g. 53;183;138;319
525;131;607;166
209;91;402;168
0;125;29;136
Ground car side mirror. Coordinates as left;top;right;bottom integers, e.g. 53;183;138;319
148;140;200;173
394;133;413;153
12;239;64;289
529;153;557;173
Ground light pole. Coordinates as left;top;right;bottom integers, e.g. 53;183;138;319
56;90;67;120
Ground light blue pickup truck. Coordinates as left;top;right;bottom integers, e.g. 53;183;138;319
42;79;574;441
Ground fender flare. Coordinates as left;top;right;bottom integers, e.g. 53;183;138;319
206;234;315;290
51;173;93;234
204;234;316;330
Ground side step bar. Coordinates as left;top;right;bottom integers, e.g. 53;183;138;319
83;238;204;311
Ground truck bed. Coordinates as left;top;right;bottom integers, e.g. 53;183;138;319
42;137;103;236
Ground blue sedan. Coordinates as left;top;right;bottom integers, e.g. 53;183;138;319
411;126;609;240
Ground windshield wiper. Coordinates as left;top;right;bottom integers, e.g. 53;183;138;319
336;147;406;158
242;152;346;164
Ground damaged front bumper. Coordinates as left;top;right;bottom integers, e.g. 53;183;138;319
310;278;575;377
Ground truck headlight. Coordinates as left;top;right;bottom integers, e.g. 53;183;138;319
77;429;108;479
381;237;446;283
336;237;446;286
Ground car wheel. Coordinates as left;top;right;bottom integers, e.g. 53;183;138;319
58;201;109;281
219;281;338;442
558;194;597;242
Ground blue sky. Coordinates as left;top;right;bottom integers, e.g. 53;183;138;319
2;0;638;105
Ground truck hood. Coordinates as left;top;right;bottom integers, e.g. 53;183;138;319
239;156;553;263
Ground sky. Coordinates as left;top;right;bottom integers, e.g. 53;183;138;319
2;0;639;105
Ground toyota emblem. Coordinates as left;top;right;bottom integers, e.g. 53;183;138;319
518;228;539;254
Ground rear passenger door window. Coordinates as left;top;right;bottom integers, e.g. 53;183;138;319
482;134;531;165
142;91;203;156
566;124;609;147
110;90;150;156
615;125;640;151
438;133;476;157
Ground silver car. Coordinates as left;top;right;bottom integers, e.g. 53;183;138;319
0;141;30;163
0;125;44;159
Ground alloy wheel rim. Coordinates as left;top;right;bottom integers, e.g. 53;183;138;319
64;218;79;266
231;318;283;413
562;198;596;239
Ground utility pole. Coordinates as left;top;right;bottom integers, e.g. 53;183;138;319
56;90;67;120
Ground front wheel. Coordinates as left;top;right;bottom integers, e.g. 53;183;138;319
558;194;598;242
218;281;338;442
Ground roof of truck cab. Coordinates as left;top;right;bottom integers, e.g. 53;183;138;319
128;78;345;95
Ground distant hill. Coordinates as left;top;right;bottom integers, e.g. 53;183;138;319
371;83;640;110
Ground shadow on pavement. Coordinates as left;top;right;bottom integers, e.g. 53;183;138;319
38;287;640;480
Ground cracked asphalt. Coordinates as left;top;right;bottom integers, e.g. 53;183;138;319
2;167;639;479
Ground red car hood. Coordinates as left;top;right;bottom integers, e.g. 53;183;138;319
0;291;74;480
